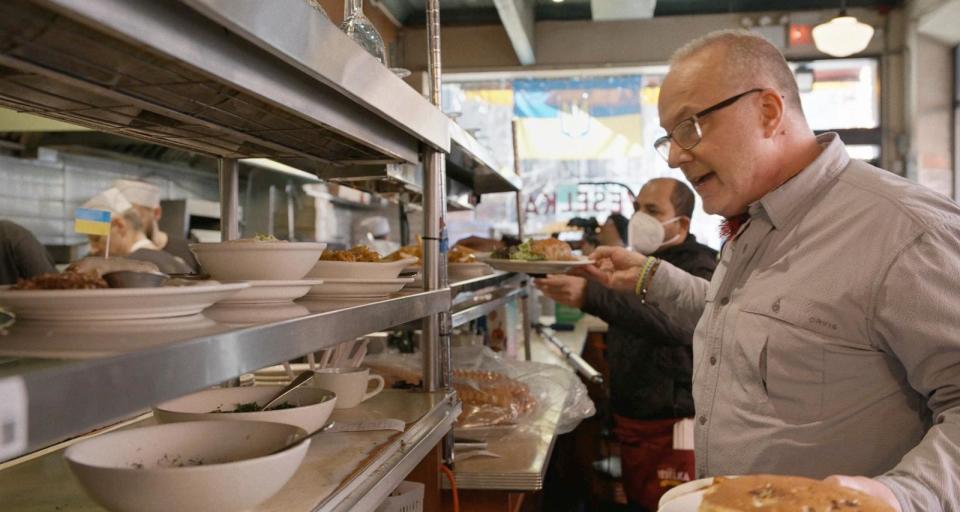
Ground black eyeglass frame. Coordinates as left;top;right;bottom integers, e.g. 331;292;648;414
654;88;765;160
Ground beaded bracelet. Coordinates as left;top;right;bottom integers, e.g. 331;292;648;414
633;257;657;296
639;258;662;304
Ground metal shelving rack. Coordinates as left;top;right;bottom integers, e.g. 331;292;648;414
0;0;487;509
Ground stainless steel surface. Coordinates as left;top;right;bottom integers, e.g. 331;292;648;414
261;369;315;411
0;0;431;165
0;391;459;512
521;284;533;361
314;163;423;197
450;271;524;298
421;0;446;396
451;286;526;328
219;158;240;241
318;391;460;512
534;323;603;384
0;289;449;457
447;121;522;194
182;0;449;154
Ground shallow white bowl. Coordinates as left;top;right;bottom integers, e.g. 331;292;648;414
190;242;326;281
306;257;418;280
303;277;414;299
153;386;336;432
64;420;308;512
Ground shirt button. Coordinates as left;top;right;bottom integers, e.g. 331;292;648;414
699;415;707;425
710;356;717;366
720;297;730;306
772;300;781;313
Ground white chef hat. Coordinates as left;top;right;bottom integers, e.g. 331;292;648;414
114;179;161;209
83;188;133;217
359;216;391;237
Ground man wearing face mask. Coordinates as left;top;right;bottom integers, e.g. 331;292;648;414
535;177;716;511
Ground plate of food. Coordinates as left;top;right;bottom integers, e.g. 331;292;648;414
0;271;248;321
481;239;591;276
307;245;417;280
218;279;325;304
391;243;493;282
657;475;895;511
301;277;414;299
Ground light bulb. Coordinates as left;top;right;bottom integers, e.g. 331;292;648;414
812;15;874;57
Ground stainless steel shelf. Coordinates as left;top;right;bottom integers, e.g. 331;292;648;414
451;271;524;297
0;289;450;458
0;390;461;512
447;121;522;194
451;286;526;328
0;0;448;167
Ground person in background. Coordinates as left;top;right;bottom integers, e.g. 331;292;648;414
535;178;716;511
114;179;199;272
598;212;629;247
591;30;960;511
0;220;56;285
357;215;399;256
83;188;191;274
579;232;600;256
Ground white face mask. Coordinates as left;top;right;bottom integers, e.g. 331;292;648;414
628;212;685;255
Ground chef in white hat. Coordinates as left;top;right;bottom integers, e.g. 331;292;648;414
82;187;191;274
357;215;399;256
113;179;199;272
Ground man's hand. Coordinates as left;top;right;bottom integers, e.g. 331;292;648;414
824;476;901;512
576;245;648;294
534;275;587;309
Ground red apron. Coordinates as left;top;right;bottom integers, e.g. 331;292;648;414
613;415;695;511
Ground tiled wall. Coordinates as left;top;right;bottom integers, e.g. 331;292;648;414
0;150;219;245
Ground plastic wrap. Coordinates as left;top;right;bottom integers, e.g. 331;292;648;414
365;346;594;435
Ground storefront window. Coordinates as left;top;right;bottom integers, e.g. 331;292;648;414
444;58;881;249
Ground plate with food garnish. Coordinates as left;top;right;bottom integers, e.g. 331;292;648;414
307;245;417;280
481;239;591;276
657;474;895;511
0;258;248;321
389;242;493;281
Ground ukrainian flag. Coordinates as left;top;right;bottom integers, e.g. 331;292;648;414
74;208;112;236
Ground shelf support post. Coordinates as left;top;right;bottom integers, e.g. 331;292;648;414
219;158;240;241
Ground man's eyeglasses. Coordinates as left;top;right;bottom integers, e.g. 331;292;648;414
654;88;764;162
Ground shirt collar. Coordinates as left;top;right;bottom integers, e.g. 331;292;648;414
750;132;850;229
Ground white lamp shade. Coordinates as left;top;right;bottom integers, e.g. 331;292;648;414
812;16;875;57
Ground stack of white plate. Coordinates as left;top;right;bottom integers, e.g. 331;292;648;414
303;257;417;299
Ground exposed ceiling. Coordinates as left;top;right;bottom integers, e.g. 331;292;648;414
386;0;901;26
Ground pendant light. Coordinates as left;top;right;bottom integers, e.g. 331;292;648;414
812;0;875;57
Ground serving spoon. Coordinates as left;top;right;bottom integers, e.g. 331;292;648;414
260;370;315;411
269;420;336;456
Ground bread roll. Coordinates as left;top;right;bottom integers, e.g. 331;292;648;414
699;475;895;512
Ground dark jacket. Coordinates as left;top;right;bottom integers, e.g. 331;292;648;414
0;220;56;285
581;234;717;420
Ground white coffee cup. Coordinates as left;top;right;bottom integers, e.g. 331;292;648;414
311;367;384;409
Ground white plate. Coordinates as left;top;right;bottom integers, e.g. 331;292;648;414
190;242;326;281
306;257;418;280
0;282;249;321
302;277;414;299
658;488;704;511
219;279;324;304
204;303;311;324
480;258;592;275
658;477;715;509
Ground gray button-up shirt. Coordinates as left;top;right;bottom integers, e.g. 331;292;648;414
647;133;960;512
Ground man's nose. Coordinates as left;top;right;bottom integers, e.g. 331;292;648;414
667;142;693;168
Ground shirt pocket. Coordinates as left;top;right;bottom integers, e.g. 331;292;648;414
740;297;826;424
731;310;770;407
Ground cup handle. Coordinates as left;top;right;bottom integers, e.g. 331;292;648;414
364;374;385;401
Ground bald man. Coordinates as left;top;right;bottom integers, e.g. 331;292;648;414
591;30;960;511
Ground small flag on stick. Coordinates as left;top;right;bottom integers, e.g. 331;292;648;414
74;207;112;258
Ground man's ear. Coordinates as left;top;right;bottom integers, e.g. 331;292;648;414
111;217;127;235
678;216;691;237
154;207;162;221
759;89;785;138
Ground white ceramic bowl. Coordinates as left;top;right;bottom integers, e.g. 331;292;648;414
190;242;326;281
153;386;336;432
306;257;418;280
64;420;308;512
